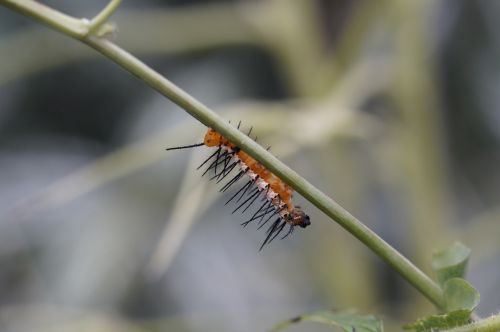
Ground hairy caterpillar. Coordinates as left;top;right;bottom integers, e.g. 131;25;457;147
167;123;310;249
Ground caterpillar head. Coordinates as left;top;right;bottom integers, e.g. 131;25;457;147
289;206;311;228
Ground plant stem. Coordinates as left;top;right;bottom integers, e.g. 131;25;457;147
0;0;445;309
1;0;88;38
445;314;500;332
88;0;121;35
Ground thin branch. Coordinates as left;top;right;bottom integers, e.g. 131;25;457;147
0;0;446;309
88;0;121;35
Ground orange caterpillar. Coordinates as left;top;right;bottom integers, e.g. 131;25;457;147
167;124;310;249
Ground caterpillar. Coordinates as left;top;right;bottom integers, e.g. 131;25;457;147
167;123;310;249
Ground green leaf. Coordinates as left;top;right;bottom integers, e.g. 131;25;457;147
443;278;480;311
270;310;382;332
432;241;471;286
403;309;472;332
404;278;480;332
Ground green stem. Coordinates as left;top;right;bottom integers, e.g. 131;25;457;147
1;0;88;38
88;0;121;35
0;0;445;309
445;315;500;332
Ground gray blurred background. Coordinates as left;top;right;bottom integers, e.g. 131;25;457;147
0;0;499;331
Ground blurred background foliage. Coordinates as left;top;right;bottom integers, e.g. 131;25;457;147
0;0;499;331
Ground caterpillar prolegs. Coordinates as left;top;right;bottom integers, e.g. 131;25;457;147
167;124;310;249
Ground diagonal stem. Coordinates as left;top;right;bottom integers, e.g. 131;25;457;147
0;0;445;309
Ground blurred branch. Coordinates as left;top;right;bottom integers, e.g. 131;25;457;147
0;0;446;309
145;151;213;280
389;0;454;264
244;0;384;96
4;122;199;221
330;0;384;72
